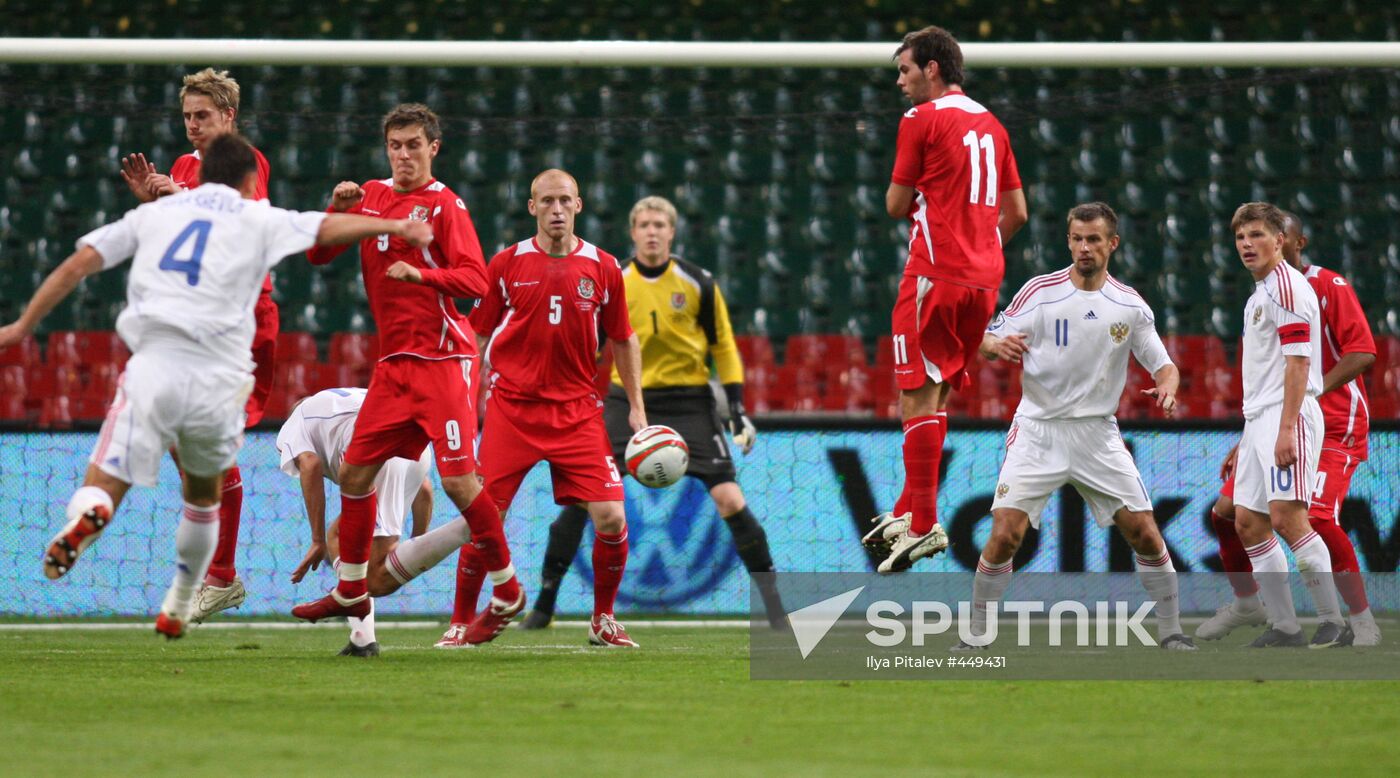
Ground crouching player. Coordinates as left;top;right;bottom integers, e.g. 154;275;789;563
278;387;435;657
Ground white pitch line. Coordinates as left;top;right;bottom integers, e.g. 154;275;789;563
0;619;754;631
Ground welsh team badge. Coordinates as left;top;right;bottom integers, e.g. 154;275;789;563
1109;322;1129;344
577;278;596;299
409;205;430;222
671;292;686;310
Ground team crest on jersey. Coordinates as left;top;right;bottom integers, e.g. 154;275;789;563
577;278;596;299
409;205;429;222
1109;322;1129;344
1252;306;1263;325
996;483;1010;498
671;292;686;310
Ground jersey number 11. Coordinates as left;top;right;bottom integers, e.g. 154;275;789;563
962;131;999;207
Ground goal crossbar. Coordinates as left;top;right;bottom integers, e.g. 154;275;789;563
1;38;1398;68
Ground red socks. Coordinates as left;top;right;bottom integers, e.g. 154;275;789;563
459;490;520;602
903;414;944;536
335;490;376;601
1310;516;1369;613
451;543;485;624
593;527;629;618
1210;510;1259;598
205;466;243;584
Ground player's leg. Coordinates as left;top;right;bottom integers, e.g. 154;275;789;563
1307;449;1376;645
523;505;590;629
1198;490;1269;639
581;499;637;648
43;464;132;580
154;467;224;639
1111;508;1190;649
709;479;786;628
960;507;1030;648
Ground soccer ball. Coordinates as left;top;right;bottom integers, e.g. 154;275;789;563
624;425;689;488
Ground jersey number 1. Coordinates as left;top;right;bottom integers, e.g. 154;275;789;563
962;131;999;207
159;219;212;286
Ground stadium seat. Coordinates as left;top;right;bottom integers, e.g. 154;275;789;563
329;332;379;370
0;365;27;421
734;334;776;370
277;331;319;364
0;334;40;367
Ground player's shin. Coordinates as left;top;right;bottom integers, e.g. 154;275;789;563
722;507;786;623
903;414;944;536
1211;510;1260;605
1291;531;1343;625
458;489;521;602
1309;516;1369;615
1246;537;1300;634
971;555;1013;638
334;490;377;603
1134;551;1183;641
592;526;629;618
382;517;471;586
204;466;243;585
450;543;486;624
536;505;590;616
163;502;220;619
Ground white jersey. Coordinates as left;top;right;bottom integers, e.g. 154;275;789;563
1241;261;1323;419
77;183;327;373
276;387;369;483
987;268;1172;420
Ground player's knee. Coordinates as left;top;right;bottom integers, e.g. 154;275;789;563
338;462;376;495
1120;513;1163;554
588;503;626;534
709;482;745;516
440;474;482;506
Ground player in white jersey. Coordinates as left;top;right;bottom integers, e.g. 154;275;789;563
968;203;1192;649
277;387;434;657
0;135;432;639
1227;202;1343;648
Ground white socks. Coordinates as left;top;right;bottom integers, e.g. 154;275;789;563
349;599;377;647
163;502;220;618
67;485;114;523
384;517;471;585
1134;550;1182;641
1291;531;1343;626
971;556;1014;638
1246;536;1298;634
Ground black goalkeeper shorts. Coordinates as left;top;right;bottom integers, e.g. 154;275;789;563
604;385;737;489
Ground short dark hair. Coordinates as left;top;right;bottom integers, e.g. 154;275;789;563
894;26;965;86
1280;209;1305;234
1066;202;1119;235
199;133;258;188
383;102;441;143
1231;201;1286;235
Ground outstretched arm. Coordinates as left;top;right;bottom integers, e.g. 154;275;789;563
290;453;328;583
316;214;430;249
0;246;104;348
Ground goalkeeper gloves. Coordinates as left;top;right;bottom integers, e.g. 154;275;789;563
723;383;757;455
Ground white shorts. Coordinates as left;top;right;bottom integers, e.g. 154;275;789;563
370;448;433;538
91;351;253;487
1234;397;1323;514
991;416;1152;529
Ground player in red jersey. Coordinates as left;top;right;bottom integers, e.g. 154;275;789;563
434;168;647;649
116;68;276;619
1199;211;1380;646
871;27;1029;574
290;104;524;646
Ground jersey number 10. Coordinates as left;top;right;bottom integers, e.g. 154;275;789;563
962;131;999;207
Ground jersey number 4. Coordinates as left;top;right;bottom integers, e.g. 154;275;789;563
159;219;212;286
962;131;999;207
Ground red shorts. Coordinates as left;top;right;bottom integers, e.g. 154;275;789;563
1220;447;1359;524
891;275;998;392
478;392;624;513
244;291;279;428
344;356;477;477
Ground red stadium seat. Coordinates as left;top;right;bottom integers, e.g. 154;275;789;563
734;334;775;370
824;364;875;413
84;361;122;403
872;371;899;419
0;334;41;367
0;366;27;422
277;362;316;405
1374;335;1400;378
828;334;869;366
313;362;357;393
782;365;824;413
329;332;379;368
46;331;82;366
278;331;319;364
71;398;107;423
745;362;781;414
39;396;73;429
875;335;896;371
785;335;828;367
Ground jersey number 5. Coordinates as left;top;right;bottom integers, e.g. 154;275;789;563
549;295;563;325
159;219;212;286
962;131;999;207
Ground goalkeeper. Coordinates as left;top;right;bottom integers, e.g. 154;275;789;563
519;195;786;628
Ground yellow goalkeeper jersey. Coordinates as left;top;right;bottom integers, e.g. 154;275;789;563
610;256;745;389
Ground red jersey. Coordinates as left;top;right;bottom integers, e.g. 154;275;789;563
307;178;487;361
890;91;1022;290
171;147;274;293
1304;264;1376;459
470;237;632;404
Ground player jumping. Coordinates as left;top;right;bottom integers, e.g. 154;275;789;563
517;195;786;631
873;26;1029;574
1220;202;1344;648
435;169;647;649
278;387;435;657
1199;210;1378;646
118;68;278;620
0;134;429;638
291;104;524;645
929;203;1193;650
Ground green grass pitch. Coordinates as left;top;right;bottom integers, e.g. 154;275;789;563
3;624;1397;776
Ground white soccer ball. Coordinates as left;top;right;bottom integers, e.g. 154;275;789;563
624;425;690;488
